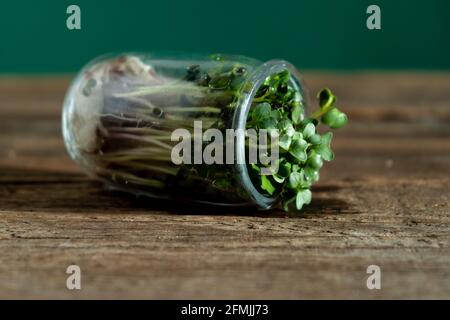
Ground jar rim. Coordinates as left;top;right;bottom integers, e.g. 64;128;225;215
232;59;308;209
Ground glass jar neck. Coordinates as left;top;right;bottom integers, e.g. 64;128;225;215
232;60;307;209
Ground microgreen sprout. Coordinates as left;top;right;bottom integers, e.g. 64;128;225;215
247;73;348;212
75;55;347;212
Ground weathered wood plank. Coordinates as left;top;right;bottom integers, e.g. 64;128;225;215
0;74;449;299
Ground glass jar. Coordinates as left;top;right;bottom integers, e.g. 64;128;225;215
62;53;308;209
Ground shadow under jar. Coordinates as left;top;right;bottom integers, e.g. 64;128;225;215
62;53;308;209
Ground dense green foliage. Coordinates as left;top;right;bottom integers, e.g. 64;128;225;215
247;72;347;211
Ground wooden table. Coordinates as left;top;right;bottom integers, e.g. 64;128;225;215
0;73;449;299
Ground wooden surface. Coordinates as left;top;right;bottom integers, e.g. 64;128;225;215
0;73;449;299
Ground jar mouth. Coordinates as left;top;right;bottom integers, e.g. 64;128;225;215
232;60;308;209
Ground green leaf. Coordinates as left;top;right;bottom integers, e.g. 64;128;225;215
288;172;302;189
302;123;316;139
252;103;272;122
278;160;292;177
316;132;334;161
261;175;276;195
309;133;322;145
277;119;290;130
318;88;336;109
301;118;319;127
270;109;282;121
278;119;295;137
296;189;312;210
289;138;308;162
278;70;290;83
291;104;302;124
292;131;303;141
279;134;292;150
297;169;312;189
292;91;302;104
321;131;333;146
321;108;348;129
307;152;323;169
317;146;334;162
260;117;277;130
285;124;296;137
304;167;320;183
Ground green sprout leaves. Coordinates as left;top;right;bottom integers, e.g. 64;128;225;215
289;136;308;162
288;171;303;189
253;102;271;120
188;63;347;213
296;189;312;211
307;152;323;169
311;88;348;129
104;58;348;216
292;104;302;124
302;122;315;139
318;88;336;108
279;134;292;151
315;132;334;161
247;72;348;212
261;175;276;195
322;108;348;129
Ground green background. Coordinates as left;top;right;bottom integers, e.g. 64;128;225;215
1;0;449;73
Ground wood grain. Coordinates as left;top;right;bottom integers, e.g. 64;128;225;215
0;73;449;299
